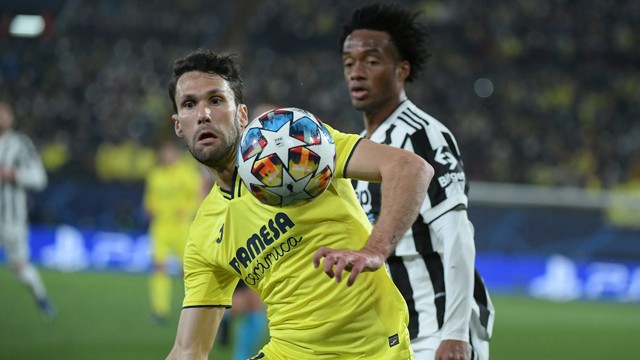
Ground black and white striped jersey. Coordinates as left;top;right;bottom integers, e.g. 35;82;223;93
0;130;47;224
352;99;494;342
353;99;469;256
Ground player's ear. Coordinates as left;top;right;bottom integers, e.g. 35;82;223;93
237;104;249;130
396;60;410;82
172;114;183;137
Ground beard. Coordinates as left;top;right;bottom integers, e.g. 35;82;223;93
185;115;242;169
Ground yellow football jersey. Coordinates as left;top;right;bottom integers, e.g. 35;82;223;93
144;157;201;224
182;125;413;359
144;157;202;261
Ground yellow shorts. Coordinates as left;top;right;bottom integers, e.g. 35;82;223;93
149;221;190;264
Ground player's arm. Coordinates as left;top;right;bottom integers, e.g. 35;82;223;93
142;175;155;218
432;209;475;359
8;135;47;191
313;138;433;285
166;306;226;360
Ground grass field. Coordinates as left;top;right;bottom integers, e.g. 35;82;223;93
1;267;638;359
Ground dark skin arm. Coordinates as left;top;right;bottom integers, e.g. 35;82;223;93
313;139;433;286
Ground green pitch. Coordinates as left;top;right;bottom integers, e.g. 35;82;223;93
1;267;638;359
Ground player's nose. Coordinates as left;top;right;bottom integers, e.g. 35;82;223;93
197;105;212;124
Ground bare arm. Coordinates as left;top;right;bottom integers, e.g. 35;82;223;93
313;139;433;285
166;306;226;360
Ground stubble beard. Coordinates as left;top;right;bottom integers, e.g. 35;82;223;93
186;119;242;170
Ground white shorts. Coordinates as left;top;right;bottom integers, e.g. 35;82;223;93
411;314;490;360
0;222;29;264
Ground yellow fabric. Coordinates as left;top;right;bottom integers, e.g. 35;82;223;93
149;271;172;316
224;184;412;359
144;157;202;263
183;126;412;359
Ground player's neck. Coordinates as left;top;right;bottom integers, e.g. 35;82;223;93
362;92;407;138
206;162;236;192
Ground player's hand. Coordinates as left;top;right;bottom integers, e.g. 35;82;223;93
312;247;385;286
0;167;16;182
435;340;471;360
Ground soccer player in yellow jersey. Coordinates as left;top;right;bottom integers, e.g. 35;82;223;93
143;140;202;323
165;48;434;359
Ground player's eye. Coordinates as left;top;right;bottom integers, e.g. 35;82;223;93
183;101;195;109
210;97;223;105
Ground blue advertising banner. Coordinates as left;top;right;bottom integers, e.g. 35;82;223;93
1;224;638;303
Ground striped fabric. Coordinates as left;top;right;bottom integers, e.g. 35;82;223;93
0;129;47;224
351;99;494;349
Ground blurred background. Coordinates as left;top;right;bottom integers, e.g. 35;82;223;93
1;0;639;359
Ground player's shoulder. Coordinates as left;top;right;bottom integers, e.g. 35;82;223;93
395;100;446;128
6;130;33;145
195;185;229;215
388;101;459;146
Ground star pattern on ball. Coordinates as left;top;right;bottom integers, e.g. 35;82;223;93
236;153;264;188
305;134;335;177
266;169;313;206
258;120;307;166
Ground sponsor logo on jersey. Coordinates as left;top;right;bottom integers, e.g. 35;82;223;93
228;212;303;285
437;170;466;188
434;146;466;188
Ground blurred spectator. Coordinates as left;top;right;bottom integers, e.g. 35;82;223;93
2;0;639;228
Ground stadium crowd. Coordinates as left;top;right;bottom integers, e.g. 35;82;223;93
1;0;639;227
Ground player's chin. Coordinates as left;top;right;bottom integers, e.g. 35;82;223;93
351;100;370;112
191;146;217;164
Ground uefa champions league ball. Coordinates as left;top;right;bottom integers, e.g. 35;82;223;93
237;107;336;207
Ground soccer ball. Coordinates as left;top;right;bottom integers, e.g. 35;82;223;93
237;107;336;206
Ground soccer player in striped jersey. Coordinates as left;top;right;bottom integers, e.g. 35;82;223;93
165;48;433;359
0;101;55;320
339;3;495;359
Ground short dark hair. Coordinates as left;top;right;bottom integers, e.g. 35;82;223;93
168;48;244;112
339;2;431;82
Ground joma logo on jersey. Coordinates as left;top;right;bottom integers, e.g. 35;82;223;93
229;212;295;274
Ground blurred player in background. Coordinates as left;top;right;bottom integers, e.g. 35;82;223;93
0;100;54;320
143;139;202;323
165;48;433;359
340;3;495;359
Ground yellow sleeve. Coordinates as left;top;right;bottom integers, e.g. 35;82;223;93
182;233;238;308
324;123;362;179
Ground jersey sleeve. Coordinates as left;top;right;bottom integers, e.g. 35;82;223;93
413;127;468;223
182;223;238;308
15;134;47;191
324;123;361;179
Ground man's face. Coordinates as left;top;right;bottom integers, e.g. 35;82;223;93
342;29;407;113
172;71;248;168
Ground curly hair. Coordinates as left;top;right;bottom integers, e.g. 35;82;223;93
339;2;431;82
168;48;244;112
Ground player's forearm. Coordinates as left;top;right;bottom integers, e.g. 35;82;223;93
364;153;432;258
16;163;47;191
167;307;224;360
